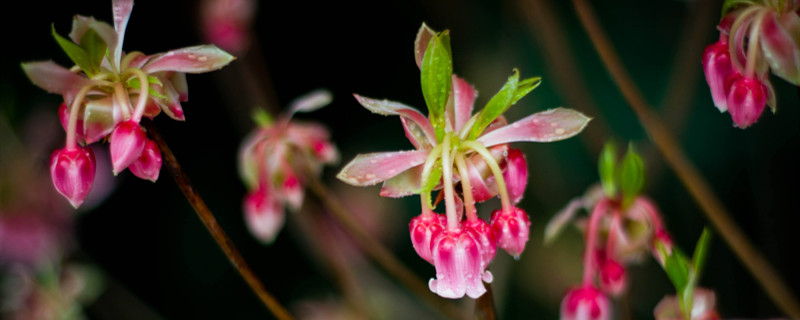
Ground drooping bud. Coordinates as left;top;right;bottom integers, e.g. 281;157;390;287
560;285;611;320
599;259;627;296
429;228;492;299
463;218;497;267
243;186;285;244
311;138;339;164
109;120;147;174
503;148;528;204
725;74;767;128
281;169;304;211
50;147;96;208
702;41;734;112
129;139;162;182
409;213;445;264
490;206;531;258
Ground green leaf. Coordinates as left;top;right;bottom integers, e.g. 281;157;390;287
511;76;541;105
663;249;690;293
468;70;520;140
419;165;442;208
420;31;452;142
721;0;757;17
691;227;712;281
52;24;96;75
619;143;644;208
252;108;273;127
80;28;108;71
598;141;617;197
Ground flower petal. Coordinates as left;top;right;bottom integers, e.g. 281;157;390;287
452;75;476;133
337;150;428;186
286;89;332;116
83;96;122;144
380;165;423;198
111;0;134;69
21;61;95;95
414;23;435;69
142;45;235;74
477;108;590;147
353;94;436;148
760;11;800;85
69;15;117;52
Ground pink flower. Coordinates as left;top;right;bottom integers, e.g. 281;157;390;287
22;0;234;207
428;228;492;299
598;259;627;297
654;288;720;320
129;139;162;182
238;90;338;243
702;41;734;112
726;74;768;128
560;285;611;320
50;147;96;209
409;212;446;264
490;206;531;259
200;0;256;55
243;185;285;244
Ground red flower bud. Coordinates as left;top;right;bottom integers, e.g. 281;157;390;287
50;147;95;208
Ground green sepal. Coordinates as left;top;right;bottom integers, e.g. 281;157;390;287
419;165;443;208
721;0;756;17
598;141;618;197
691;228;712;279
619;143;644;208
252;108;273;127
468;70;519;139
662;246;690;294
80;28;108;72
125;76;167;99
420;30;452;142
511;76;541;105
52;24;97;76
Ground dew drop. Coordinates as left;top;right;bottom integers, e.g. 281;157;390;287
197;56;208;62
388;169;397;174
188;54;197;60
365;173;376;180
555;128;565;135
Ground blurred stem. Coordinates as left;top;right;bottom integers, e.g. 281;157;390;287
474;283;497;320
570;0;800;318
141;119;294;320
305;176;471;320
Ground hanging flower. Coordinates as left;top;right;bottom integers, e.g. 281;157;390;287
338;23;590;299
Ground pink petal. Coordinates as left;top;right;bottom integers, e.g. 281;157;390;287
169;72;189;102
286;89;332;116
477;108;590;147
50;147;96;208
414;23;435;69
69;15;117;51
153;75;186;121
143;45;236;74
452;75;476;133
409;213;446;264
238;129;267;189
544;197;584;244
702;41;734;112
83;96;123;144
21;61;95;95
503;148;528;204
353;94;436;148
111;0;134;69
380;165;423;198
129;139;162;182
760;11;800;85
244;186;285;244
337;150;428;186
109;120;146;174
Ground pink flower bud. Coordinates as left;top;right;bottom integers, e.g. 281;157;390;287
726;74;767;128
702;41;734;112
244;186;285;244
311;138;339;164
109;120;147;174
599;259;627;296
429;228;492;299
654;287;719;320
409;213;446;264
464;218;497;267
129;139;162;182
58;103;84;143
281;170;304;211
490;206;531;259
560;285;611;320
503;148;528;204
50;147;95;208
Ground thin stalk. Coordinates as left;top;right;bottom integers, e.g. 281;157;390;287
66;85;94;150
462;142;511;212
474;282;497;320
441;136;459;230
582;199;607;284
305;175;471;320
570;0;800;317
140;119;294;320
454;154;478;221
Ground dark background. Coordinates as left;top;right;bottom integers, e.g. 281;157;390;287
3;0;799;318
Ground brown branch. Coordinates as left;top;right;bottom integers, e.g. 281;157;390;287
474;282;497;320
142;119;294;320
569;0;800;318
305;176;471;320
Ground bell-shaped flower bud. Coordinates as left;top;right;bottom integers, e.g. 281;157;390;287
560;285;611;320
244;186;285;244
464;218;497;268
129;139;162;182
311;138;339;164
599;259;627;297
409;213;445;264
503;148;528;204
281;169;304;211
702;41;734;112
50;146;96;208
109;120;147;174
429;228;492;299
654;287;719;320
725;73;767;128
490;206;531;259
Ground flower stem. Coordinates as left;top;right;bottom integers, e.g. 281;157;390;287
65;85;94;150
462;141;511;212
571;0;800;316
140;119;294;320
474;282;497;320
582;199;607;285
127;68;150;122
454;154;478;221
305;175;470;320
113;82;133;121
441;136;459;230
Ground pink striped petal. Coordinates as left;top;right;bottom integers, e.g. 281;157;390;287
477;108;590;147
143;45;235;74
21;61;95;95
353;94;436;148
83;96;123;144
337;150;428;186
452;75;476;132
760;11;800;85
69;15;117;51
111;0;134;69
380;165;423;198
414;23;435;69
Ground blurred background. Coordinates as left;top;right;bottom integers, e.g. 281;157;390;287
2;0;799;318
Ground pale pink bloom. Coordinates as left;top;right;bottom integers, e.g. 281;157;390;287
654;288;720;320
490;206;531;258
702;41;734;112
428;228;492;299
243;186;284;244
560;285;611;320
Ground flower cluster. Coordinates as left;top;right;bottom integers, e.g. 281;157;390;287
238;90;339;243
547;143;718;320
703;0;800;128
338;24;590;299
22;0;234;208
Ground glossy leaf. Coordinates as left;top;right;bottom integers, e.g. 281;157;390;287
420;31;452;141
469;70;519;140
52;24;96;75
452;75;476;133
598;141;617;197
619;144;644;208
380;165;423;198
353;94;436;147
287;89;332;116
691;228;712;281
80;29;108;70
